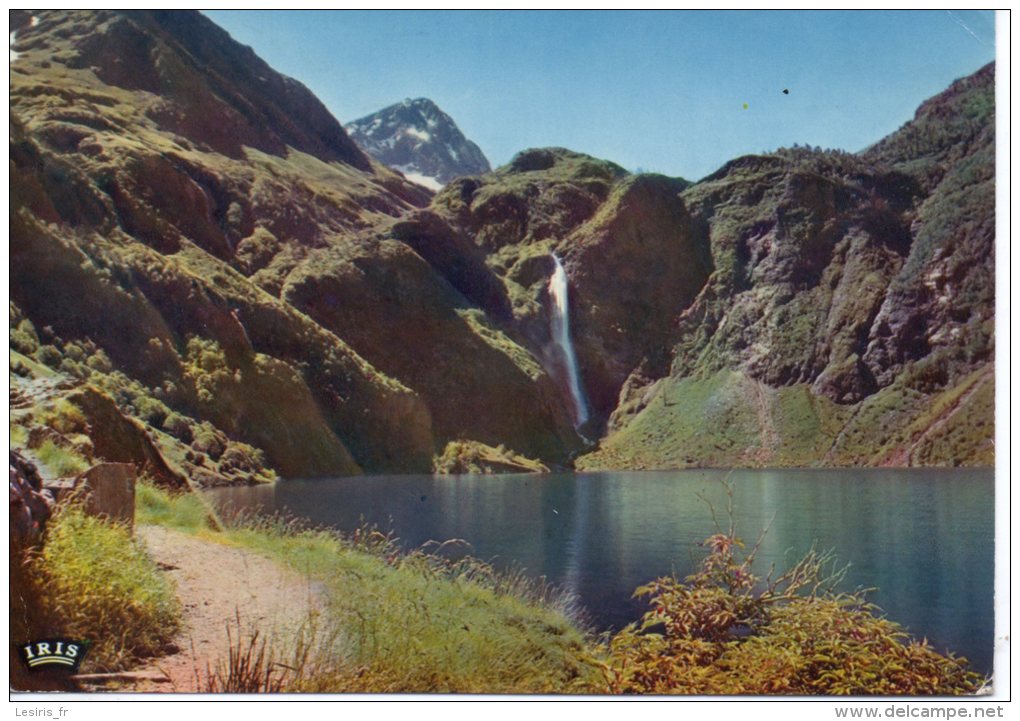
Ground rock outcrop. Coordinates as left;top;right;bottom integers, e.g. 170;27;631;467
65;388;188;490
10;451;54;550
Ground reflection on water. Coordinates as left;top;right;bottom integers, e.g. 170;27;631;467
208;468;994;673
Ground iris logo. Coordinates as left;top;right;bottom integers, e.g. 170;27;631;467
18;639;89;672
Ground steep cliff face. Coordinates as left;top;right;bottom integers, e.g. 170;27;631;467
580;64;995;469
427;149;713;436
859;63;995;391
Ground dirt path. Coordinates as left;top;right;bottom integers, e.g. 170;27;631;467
903;365;994;465
107;525;322;693
742;376;779;465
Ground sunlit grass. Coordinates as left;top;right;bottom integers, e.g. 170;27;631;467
11;421;29;449
229;519;594;693
35;439;89;477
29;505;181;671
136;479;217;532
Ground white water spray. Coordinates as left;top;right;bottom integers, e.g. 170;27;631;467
548;254;590;430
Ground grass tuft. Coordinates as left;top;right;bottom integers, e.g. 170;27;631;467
29;505;181;671
204;614;289;693
35;440;89;477
224;517;596;693
136;479;218;531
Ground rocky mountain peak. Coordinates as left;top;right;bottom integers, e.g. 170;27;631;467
346;97;491;190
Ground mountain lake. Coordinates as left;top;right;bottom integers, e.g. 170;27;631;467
207;468;995;674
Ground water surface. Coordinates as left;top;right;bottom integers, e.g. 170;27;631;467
207;468;994;673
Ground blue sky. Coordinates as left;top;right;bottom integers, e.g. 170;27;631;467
205;10;996;180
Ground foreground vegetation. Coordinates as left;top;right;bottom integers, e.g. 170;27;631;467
10;480;984;694
136;483;595;693
128;483;983;695
603;511;983;694
14;504;181;673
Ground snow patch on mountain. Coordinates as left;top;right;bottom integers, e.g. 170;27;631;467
404;127;431;143
402;171;444;191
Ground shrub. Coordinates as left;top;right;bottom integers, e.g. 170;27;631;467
433;440;484;474
63;341;86;363
183;337;237;404
601;518;984;695
432;440;547;474
163;412;194;444
35;344;62;368
40;399;89;435
30;505;181;671
134;394;171;428
218;442;268;476
11;357;31;377
86;349;113;374
191;423;228;460
58;358;88;378
11;323;40;355
234;227;282;274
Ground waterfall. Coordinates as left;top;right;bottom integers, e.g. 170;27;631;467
548;254;590;430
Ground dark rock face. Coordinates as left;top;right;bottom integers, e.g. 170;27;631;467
67;388;189;490
566;174;711;420
346;98;491;189
581;64;995;468
388;211;514;322
670;151;925;402
10;452;54;550
428;149;709;430
860;63;995;389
